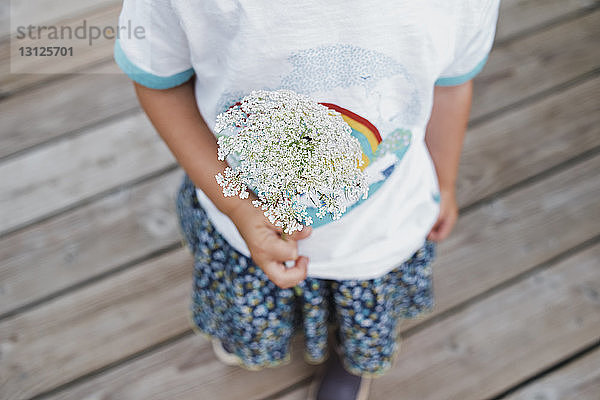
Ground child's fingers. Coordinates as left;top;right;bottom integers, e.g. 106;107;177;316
429;211;457;242
293;255;309;272
263;226;312;262
427;218;442;241
286;226;312;241
438;221;451;239
429;225;443;241
263;256;308;289
437;215;456;240
427;230;439;242
266;234;299;261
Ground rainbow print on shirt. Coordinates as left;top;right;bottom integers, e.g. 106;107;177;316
301;103;412;227
319;103;382;171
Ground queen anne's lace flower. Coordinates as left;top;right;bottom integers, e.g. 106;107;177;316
215;89;369;235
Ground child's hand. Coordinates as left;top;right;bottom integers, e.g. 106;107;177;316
228;201;312;289
427;187;458;242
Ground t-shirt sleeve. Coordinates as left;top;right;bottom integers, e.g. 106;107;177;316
113;0;194;89
435;0;500;86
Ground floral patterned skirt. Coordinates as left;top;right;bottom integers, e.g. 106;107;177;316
175;173;436;377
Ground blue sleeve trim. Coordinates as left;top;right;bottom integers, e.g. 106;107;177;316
113;39;194;90
434;54;489;86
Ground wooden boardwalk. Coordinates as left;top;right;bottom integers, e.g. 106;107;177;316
1;1;599;399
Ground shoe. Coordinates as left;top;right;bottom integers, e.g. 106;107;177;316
211;338;241;366
306;344;371;400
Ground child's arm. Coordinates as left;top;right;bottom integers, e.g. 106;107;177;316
133;80;311;288
424;79;473;242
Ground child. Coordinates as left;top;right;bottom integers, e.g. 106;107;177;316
114;1;500;399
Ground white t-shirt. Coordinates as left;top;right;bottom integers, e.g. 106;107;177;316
115;0;500;280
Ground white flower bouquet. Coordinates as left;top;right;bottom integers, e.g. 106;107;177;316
215;89;369;236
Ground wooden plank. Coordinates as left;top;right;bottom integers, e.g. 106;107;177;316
0;4;121;96
45;335;314;400
471;9;600;120
0;248;194;400
504;347;600;400
495;0;598;42
3;148;598;400
0;61;138;160
457;75;600;207
402;150;600;331
0;169;183;317
368;244;600;399
0;110;175;235
1;74;597;326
